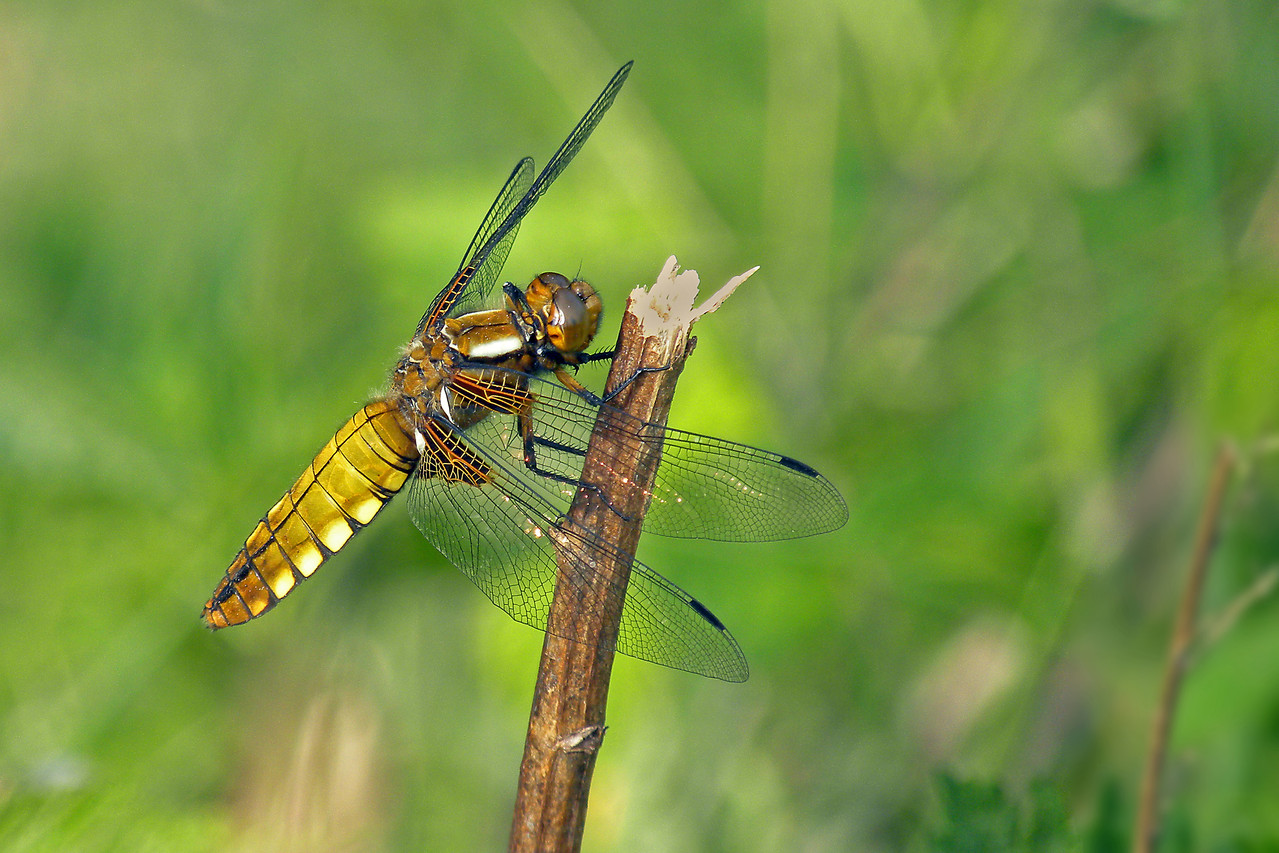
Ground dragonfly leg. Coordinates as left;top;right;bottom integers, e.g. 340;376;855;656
602;364;671;403
503;282;540;339
552;367;605;406
548;364;670;407
575;347;615;364
517;406;633;524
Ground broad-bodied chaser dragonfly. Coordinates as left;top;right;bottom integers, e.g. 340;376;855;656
203;62;846;681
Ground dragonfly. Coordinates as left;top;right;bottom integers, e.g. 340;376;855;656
203;62;847;682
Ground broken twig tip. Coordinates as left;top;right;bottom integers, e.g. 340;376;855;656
692;264;758;321
629;256;758;337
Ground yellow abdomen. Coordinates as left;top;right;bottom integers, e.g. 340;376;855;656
203;399;419;628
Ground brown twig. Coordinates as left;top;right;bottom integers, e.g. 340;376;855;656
508;259;750;852
1133;443;1236;853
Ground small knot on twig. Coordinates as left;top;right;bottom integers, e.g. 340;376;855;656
556;725;607;754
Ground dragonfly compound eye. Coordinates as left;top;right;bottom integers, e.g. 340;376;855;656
545;279;602;353
524;272;569;315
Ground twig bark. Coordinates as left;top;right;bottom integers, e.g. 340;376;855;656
1133;443;1236;853
507;258;752;852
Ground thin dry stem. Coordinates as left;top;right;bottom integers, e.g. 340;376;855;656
1133;443;1236;853
508;259;740;852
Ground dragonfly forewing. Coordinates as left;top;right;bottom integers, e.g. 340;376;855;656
417;158;534;336
455;368;849;541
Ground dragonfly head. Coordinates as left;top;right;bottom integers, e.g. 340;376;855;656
523;272;603;356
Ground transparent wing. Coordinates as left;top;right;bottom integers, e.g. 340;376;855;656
405;411;748;682
446;367;849;541
416;157;534;335
417;61;633;333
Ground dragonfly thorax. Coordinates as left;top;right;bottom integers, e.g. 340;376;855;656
390;272;604;430
437;272;602;372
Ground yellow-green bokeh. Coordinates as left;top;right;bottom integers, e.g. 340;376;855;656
3;1;1279;849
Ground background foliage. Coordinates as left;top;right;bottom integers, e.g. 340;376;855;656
3;0;1279;850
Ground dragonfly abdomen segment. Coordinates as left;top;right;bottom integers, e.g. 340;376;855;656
202;399;419;629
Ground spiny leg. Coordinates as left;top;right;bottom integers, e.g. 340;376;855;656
600;363;671;403
517;402;632;524
547;365;672;410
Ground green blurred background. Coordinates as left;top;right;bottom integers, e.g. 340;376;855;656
3;0;1279;849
